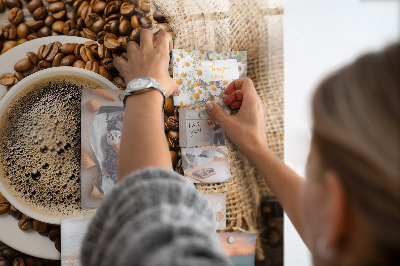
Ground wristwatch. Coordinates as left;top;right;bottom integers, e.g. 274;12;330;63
123;77;166;110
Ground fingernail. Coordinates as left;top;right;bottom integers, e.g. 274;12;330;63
205;102;214;112
177;86;182;95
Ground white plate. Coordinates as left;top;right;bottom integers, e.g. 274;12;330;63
0;36;116;260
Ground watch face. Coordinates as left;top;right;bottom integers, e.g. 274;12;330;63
131;77;151;90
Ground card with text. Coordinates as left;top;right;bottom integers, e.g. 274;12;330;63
204;193;226;230
172;49;247;106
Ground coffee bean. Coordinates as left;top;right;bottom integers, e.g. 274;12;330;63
92;18;105;33
92;0;106;13
45;43;59;61
268;229;281;246
130;15;140;29
139;16;151;29
119;19;132;35
0;73;15;86
44;15;54;27
41;43;53;59
72;0;83;11
21;214;31;220
53;9;66;20
157;23;171;32
85;60;99;73
118;36;129;49
170;150;178;166
51;20;64;34
104;1;119;16
60;43;75;55
36;26;51;37
32;6;48;21
79;45;94;62
68;29;80;36
76;17;84;30
38;60;51;69
48;1;64;13
0;0;5;12
51;52;63;67
0;202;9;214
100;57;113;70
138;0;149;12
14;71;24;81
98;66;112;80
104;36;120;51
4;0;21;9
81;28;96;40
12;257;24;266
24;257;41;266
72;59;85;68
55;239;61;252
3;24;17;40
61;55;77;66
129;27;142;43
16;23;29;39
18;218;32;230
105;13;120;23
133;7;144;18
0;259;11;266
109;20;119;35
168;130;179;141
1;40;17;54
28;20;44;31
48;227;60;242
2;248;18;260
37;44;45;59
8;7;24;25
166;116;179;131
76;0;88;18
32;219;47;233
27;0;43;13
66;10;76;21
74;43;83;58
27;51;39;65
62;20;76;35
153;10;166;23
14;58;33;72
120;2;134;16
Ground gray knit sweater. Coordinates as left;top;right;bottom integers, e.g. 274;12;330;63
81;167;232;266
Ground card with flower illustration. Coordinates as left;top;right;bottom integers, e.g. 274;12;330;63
172;49;247;106
204;193;226;230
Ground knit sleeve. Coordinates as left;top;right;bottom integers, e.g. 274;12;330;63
80;166;232;266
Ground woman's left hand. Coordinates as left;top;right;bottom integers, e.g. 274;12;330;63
113;29;179;97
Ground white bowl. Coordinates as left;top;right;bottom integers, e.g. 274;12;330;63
0;66;119;225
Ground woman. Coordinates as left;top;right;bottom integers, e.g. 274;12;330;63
81;29;400;266
203;117;225;145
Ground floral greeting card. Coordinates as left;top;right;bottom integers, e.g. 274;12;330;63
172;49;247;106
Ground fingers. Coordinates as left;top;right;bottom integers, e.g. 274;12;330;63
223;90;243;106
205;102;230;126
139;29;154;52
126;41;139;54
155;31;172;53
113;56;127;73
224;78;256;98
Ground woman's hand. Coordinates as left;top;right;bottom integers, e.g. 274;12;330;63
205;78;268;156
113;29;178;97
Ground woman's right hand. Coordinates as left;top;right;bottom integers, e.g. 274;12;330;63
205;78;268;156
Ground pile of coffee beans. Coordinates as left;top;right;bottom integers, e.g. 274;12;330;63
0;0;172;54
0;192;61;265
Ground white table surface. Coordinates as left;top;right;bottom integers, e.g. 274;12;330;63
284;0;399;265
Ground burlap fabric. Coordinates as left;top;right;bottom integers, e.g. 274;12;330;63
152;0;284;259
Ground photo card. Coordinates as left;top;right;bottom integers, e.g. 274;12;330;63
218;233;257;266
203;193;226;230
179;109;225;148
181;146;231;183
172;49;247;106
61;218;91;266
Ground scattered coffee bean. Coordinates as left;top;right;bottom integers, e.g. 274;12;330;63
1;40;17;54
129;27;142;43
14;71;24;81
0;73;15;86
28;20;44;31
26;52;39;65
51;20;64;34
48;227;60;242
14;58;33;72
32;219;47;233
153;10;166;23
0;259;11;266
36;25;51;37
72;59;85;68
8;7;23;25
44;15;55;27
18;218;32;230
3;24;17;40
0;0;5;12
139;16;151;29
92;0;106;13
85;60;99;73
138;0;150;12
52;9;65;20
52;52;63;67
32;6;48;21
2;247;18;260
61;54;76;66
16;23;29;39
27;0;43;13
12;257;24;266
4;0;22;9
48;1;65;13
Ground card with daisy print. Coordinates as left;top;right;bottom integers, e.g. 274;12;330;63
172;49;247;106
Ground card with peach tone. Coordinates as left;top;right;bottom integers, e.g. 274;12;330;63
218;233;257;266
172;49;247;106
204;193;226;230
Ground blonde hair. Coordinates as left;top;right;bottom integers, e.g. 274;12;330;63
312;43;400;264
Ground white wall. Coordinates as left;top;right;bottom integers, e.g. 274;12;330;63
284;1;399;265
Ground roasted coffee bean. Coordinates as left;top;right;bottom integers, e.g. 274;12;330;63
129;27;142;43
27;0;43;13
79;45;94;62
14;58;33;72
38;60;51;69
118;36;129;49
21;213;31;220
41;43;53;59
4;0;22;9
12;257;24;266
18;218;32;230
139;16;151;29
51;52;63;66
165;134;176;149
119;19;132;35
27;51;39;65
2;247;18;260
85;60;99;73
14;71;24;81
55;239;61;252
0;259;11;266
36;26;51;37
98;66;112;80
170;150;178;166
0;73;15;86
157;23;171;32
105;13;120;23
0;202;9;214
166;116;179;131
76;17;84;30
26;34;37;40
268;229;281;246
168;130;179;141
104;35;120;51
0;0;5;12
8;7;24;25
81;27;96;40
68;29;80;36
1;40;17;54
37;44;45;59
130;15;140;29
53;9;66;20
60;43;75;54
104;1;119;16
72;0;83;11
48;1;65;12
100;57;113;70
0;25;3;38
16;22;29;38
66;10;76;21
92;18;105;33
45;44;59;61
32;219;47;233
61;54;77;66
72;59;85;68
138;0;149;12
120;2;134;16
97;43;110;58
76;0;89;18
62;20;76;35
32;6;48;21
133;7;144;18
96;30;106;44
92;0;106;13
153;10;166;23
3;24;17;40
44;15;54;27
109;20;119;35
51;20;64;33
28;20;44;31
74;43;83;58
25;257;41;266
48;227;60;242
